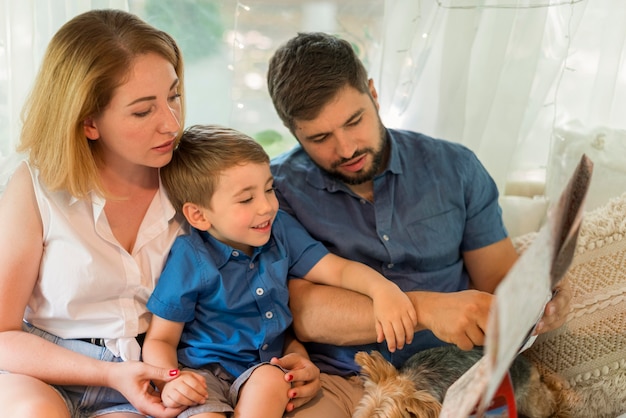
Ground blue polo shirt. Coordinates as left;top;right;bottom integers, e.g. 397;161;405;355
147;210;329;378
270;128;507;375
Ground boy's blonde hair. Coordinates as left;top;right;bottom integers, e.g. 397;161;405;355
161;124;269;214
18;9;185;198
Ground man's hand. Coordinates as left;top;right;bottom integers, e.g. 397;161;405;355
533;278;572;335
409;289;493;350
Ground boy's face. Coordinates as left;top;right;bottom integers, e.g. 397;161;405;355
202;162;278;255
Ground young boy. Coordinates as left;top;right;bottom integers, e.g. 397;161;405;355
143;125;417;418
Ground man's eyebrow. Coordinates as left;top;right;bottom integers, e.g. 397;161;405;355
127;79;179;107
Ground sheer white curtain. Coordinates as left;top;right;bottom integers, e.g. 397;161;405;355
0;0;130;188
377;0;626;213
2;0;625;214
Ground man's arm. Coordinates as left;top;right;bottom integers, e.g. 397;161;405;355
463;236;571;334
288;278;493;350
288;279;385;345
463;237;519;293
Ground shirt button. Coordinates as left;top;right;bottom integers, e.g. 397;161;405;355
261;344;269;350
387;263;394;268
360;199;367;204
382;234;390;241
265;311;273;319
256;288;264;296
232;250;239;257
249;262;255;269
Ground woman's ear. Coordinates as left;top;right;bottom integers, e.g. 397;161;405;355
182;202;211;231
84;118;99;140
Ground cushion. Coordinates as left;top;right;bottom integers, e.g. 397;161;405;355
515;192;626;418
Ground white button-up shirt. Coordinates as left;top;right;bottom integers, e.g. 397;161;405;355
24;164;184;360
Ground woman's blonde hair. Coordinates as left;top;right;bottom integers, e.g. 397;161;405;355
161;124;269;214
17;9;185;198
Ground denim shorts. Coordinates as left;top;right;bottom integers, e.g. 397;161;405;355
8;323;142;418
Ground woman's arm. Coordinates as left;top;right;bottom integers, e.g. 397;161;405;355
0;164;180;417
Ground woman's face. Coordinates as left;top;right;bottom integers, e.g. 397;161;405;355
84;52;182;173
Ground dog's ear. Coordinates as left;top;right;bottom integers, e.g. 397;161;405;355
354;351;398;384
404;390;442;418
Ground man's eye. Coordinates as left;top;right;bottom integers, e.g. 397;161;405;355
347;117;362;126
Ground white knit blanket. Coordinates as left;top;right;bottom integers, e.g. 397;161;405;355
515;192;626;418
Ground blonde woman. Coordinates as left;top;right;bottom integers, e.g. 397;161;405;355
0;9;187;418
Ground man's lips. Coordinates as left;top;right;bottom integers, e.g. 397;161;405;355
339;154;367;173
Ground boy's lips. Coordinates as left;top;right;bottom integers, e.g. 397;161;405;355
253;220;272;231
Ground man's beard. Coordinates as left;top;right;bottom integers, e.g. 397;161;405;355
326;126;387;186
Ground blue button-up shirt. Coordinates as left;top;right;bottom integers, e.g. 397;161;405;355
147;210;329;378
270;128;507;375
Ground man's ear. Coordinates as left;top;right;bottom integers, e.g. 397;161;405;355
368;78;380;110
182;202;211;230
84;118;99;140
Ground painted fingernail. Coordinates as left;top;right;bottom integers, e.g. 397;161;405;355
286;374;293;382
290;391;297;398
169;369;179;376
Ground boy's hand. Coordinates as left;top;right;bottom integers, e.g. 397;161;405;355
373;283;418;352
160;370;209;409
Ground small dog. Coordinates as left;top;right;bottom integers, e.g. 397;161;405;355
353;346;569;418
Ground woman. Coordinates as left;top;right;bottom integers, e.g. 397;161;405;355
0;9;186;417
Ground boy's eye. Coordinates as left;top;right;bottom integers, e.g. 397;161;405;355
239;197;253;204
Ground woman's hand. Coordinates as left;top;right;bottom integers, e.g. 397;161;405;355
106;361;186;418
271;353;321;412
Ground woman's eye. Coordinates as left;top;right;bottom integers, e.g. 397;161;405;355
133;110;151;117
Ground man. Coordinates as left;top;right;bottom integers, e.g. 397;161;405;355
267;32;570;417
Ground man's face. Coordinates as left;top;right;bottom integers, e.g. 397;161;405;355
292;82;387;185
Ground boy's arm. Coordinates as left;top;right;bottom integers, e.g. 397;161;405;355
282;328;309;358
142;315;185;390
303;254;417;352
143;316;209;408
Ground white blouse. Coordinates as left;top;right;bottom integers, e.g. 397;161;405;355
23;163;184;360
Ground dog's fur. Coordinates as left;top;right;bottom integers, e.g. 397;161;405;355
353;346;570;418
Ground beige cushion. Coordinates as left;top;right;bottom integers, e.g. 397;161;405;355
515;192;626;418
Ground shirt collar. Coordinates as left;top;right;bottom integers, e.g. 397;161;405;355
197;229;269;268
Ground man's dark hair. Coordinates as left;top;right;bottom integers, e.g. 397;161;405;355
267;32;370;133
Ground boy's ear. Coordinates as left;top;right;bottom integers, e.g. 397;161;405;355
182;202;211;230
83;117;99;140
